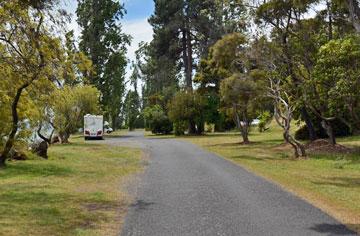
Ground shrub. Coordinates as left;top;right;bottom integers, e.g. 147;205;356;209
143;105;173;134
168;91;207;135
295;119;352;140
174;121;188;136
258;111;272;132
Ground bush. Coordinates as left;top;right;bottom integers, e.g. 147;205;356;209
143;105;173;134
205;123;215;133
168;91;207;135
258;111;272;132
174;121;188;136
295;119;352;140
52;85;100;143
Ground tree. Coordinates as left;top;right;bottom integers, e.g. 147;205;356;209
195;33;247;90
52;85;100;143
268;76;306;158
124;90;141;131
149;0;248;91
102;52;127;129
220;74;262;144
168;91;208;135
77;0;130;124
306;35;360;143
143;105;173;135
0;1;67;167
255;0;320;141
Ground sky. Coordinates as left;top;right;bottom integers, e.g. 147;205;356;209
62;0;154;80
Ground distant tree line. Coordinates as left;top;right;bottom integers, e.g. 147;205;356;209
131;0;360;158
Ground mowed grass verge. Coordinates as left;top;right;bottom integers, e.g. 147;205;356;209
174;123;360;233
0;137;142;236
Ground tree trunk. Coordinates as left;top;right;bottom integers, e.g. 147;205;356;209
327;0;333;40
300;107;317;141
347;0;360;33
0;156;6;168
284;132;300;158
196;121;204;135
111;115;117;131
234;112;250;144
321;120;336;145
186;28;193;90
188;120;197;135
37;122;52;145
59;132;71;144
0;84;28;166
182;29;190;88
241;128;250;144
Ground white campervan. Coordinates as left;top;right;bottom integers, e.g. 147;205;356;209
84;115;104;140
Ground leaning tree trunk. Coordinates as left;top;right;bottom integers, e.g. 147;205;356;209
283;123;306;158
0;84;29;167
37;122;53;145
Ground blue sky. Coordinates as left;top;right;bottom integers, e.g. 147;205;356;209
62;0;154;80
123;0;154;21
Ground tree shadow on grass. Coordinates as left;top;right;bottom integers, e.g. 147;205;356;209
309;223;358;235
310;152;360;164
230;154;285;162
312;177;360;189
0;189;71;205
0;162;73;179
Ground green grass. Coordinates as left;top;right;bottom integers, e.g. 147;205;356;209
0;137;142;236
165;123;360;233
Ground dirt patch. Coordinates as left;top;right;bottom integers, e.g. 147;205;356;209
305;139;353;154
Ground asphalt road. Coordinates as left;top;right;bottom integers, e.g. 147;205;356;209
118;131;357;236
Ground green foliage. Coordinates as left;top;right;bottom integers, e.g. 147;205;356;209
310;35;360;132
220;73;264;143
295;119;352;140
0;0;71;164
77;0;130;123
124;90;141;131
168;91;207;135
52;85;100;143
258;111;273;132
195;33;247;90
143;105;173;134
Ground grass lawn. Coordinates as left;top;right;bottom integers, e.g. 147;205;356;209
0;136;142;236
169;123;360;233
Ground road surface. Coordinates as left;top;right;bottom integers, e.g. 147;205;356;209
113;132;357;236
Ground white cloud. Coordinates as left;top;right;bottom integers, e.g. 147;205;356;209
123;18;153;71
62;1;153;82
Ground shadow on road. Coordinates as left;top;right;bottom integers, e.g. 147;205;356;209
309;223;358;235
130;200;155;212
